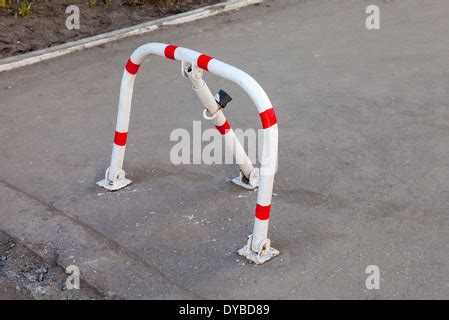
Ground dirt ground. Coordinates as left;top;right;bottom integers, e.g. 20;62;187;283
0;231;104;300
0;0;221;58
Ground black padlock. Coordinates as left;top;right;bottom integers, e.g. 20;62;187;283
215;89;232;109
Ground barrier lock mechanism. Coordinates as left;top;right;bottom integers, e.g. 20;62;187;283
98;43;279;265
214;89;232;109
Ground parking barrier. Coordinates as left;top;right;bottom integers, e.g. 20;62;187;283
97;43;279;264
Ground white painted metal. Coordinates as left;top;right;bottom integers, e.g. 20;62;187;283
97;43;278;264
185;64;256;184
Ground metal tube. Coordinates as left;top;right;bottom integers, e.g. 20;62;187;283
187;69;254;178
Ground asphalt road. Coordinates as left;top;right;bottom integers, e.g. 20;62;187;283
1;0;448;299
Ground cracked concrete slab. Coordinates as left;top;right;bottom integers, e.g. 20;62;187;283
0;181;198;299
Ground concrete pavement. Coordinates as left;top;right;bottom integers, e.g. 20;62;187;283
1;0;448;299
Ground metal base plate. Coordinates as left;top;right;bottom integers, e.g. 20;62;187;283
238;245;280;265
96;178;132;191
231;175;258;190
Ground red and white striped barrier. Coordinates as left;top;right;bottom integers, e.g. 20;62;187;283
97;43;279;264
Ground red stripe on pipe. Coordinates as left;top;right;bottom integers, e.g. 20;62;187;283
215;120;231;135
125;59;140;75
164;45;178;60
197;54;213;71
114;131;128;146
255;203;271;220
259;108;278;129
